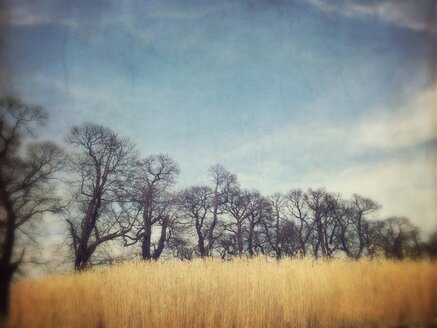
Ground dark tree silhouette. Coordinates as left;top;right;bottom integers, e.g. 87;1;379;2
176;179;424;261
123;154;180;260
422;231;437;259
0;97;63;316
246;191;271;257
225;188;251;256
320;192;345;257
66;123;136;270
370;217;421;259
347;195;380;258
284;190;312;256
263;193;286;259
304;188;329;258
205;165;237;256
178;186;213;257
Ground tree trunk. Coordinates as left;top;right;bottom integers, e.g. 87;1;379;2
275;247;282;260
357;213;365;258
206;189;219;255
248;223;255;257
142;192;153;260
0;177;17;317
73;191;102;271
236;223;243;256
316;215;326;257
0;265;13;317
152;219;168;260
74;252;90;271
142;230;152;260
74;256;83;271
195;224;207;257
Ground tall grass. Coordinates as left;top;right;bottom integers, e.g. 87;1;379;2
9;258;437;328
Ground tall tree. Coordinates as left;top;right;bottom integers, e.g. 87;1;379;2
345;195;380;258
0;97;63;316
124;154;180;260
206;165;237;256
178;186;212;257
263;193;286;259
225;188;250;256
284;190;312;256
320;192;345;257
304;188;328;257
246;191;271;257
66;123;135;270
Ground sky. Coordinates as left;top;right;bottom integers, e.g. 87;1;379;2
0;0;436;237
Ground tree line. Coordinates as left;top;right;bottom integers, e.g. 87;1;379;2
1;97;436;316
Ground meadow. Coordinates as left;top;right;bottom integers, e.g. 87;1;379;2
8;258;437;328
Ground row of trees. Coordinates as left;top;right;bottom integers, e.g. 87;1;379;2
1;97;436;316
62;123;432;266
64;124;428;265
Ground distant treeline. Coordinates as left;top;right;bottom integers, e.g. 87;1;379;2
62;120;437;269
1;97;437;314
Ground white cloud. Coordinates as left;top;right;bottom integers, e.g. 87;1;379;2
323;154;437;234
222;86;437;233
225;85;436;160
307;0;436;34
352;87;437;151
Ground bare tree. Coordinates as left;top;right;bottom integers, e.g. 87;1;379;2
370;217;420;259
123;154;180;260
224;188;250;256
205;165;237;256
0;97;64;316
320;192;346;257
348;194;380;258
66;123;136;270
246;191;271;257
262;193;285;259
284;190;312;256
219;188;272;258
178;186;212;257
304;188;328;257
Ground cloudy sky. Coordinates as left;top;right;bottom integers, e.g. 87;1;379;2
1;0;436;234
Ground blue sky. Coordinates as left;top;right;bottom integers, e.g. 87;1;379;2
1;0;436;234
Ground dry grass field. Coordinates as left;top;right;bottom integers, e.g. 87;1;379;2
8;258;437;328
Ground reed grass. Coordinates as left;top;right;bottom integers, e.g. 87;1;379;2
9;257;437;328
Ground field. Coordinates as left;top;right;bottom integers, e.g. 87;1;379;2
8;258;437;328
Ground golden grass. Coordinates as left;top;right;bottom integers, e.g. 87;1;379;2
8;258;437;328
